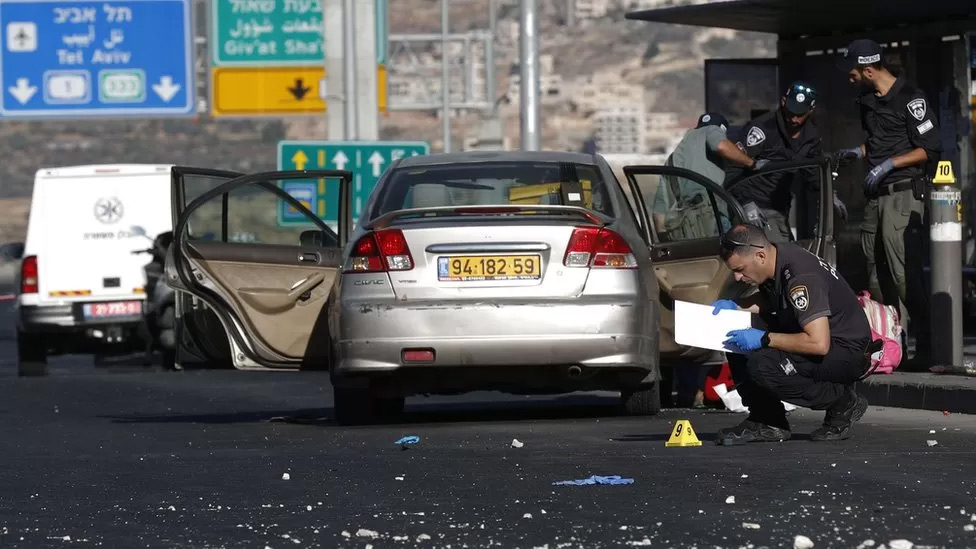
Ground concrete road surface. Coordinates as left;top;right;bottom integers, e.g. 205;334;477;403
0;304;975;548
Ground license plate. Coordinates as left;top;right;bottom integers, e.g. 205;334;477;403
437;255;542;281
82;301;142;319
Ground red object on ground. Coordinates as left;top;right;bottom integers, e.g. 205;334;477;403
703;362;734;402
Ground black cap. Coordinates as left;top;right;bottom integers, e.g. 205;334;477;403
696;112;728;131
783;81;816;115
836;39;883;72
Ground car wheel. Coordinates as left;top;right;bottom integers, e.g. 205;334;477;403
17;331;47;377
373;396;405;418
333;386;375;426
621;383;661;416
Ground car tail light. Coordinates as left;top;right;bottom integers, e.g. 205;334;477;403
21;255;38;294
344;229;414;273
563;227;637;269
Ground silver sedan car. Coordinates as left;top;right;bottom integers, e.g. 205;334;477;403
164;153;662;424
332;151;661;423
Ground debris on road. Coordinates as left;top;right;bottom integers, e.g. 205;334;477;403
281;473;291;480
888;540;913;549
794;534;814;548
416;534;431;542
742;522;760;530
926;440;938;447
523;513;532;519
552;475;634;486
395;435;421;449
356;528;379;539
511;438;524;448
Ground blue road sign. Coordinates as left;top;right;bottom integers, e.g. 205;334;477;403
277;180;324;226
0;0;194;118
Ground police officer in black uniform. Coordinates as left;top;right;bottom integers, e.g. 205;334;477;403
725;82;844;243
834;38;941;365
709;223;874;445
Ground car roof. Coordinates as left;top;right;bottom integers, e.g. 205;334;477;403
393;150;602;169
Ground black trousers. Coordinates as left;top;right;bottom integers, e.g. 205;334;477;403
727;343;866;429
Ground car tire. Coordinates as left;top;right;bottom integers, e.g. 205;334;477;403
373;396;405;418
333;386;375;426
17;331;48;377
621;383;661;416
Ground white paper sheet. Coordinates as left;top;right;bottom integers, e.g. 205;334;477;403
674;300;753;352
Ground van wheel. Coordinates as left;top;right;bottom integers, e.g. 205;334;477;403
17;331;48;377
621;383;661;416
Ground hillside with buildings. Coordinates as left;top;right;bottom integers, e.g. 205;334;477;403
0;0;774;240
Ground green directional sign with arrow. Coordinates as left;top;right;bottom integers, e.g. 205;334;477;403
276;140;430;227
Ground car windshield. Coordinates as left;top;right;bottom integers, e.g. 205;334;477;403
370;161;614;218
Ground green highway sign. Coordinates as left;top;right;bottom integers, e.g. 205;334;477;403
276;140;430;227
212;0;324;66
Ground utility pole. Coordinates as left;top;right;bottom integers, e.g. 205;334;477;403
342;0;358;139
441;0;451;152
519;0;540;151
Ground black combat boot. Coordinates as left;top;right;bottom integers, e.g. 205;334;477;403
716;417;791;446
810;387;868;442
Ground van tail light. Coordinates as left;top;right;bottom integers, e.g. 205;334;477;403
21;255;38;294
563;227;637;269
343;229;414;273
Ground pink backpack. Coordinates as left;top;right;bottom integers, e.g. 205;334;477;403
857;291;903;375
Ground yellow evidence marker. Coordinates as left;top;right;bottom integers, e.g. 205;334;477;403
933;160;956;184
665;419;702;447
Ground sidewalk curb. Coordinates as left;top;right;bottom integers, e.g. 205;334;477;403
856;372;976;415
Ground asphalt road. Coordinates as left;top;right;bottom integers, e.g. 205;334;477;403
1;304;975;548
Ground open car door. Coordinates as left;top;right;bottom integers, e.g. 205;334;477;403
168;169;351;371
166;167;244;369
621;157;834;366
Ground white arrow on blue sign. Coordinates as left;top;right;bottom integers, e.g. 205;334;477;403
0;0;195;118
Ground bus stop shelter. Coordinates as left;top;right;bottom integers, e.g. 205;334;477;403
626;0;976;292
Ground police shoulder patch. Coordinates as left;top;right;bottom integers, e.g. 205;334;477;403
907;98;927;121
745;126;766;147
789;285;809;311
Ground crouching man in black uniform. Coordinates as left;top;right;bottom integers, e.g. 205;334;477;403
710;224;873;444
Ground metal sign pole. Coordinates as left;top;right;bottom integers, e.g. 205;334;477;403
928;160;964;369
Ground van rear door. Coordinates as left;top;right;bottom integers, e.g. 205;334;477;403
34;165;173;314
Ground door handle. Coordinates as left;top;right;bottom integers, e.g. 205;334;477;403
298;252;320;264
656;247;671;259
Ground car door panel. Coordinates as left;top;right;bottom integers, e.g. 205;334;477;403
171;170;352;371
184;240;341;360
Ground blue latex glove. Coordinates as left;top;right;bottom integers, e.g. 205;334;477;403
711;299;739;315
864;158;894;196
724;328;766;353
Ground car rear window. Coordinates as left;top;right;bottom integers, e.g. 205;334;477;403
371;161;614;218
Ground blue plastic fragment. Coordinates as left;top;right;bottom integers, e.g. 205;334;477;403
395;435;420;445
552;475;634;486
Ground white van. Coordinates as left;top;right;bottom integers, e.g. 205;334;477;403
16;164;174;376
